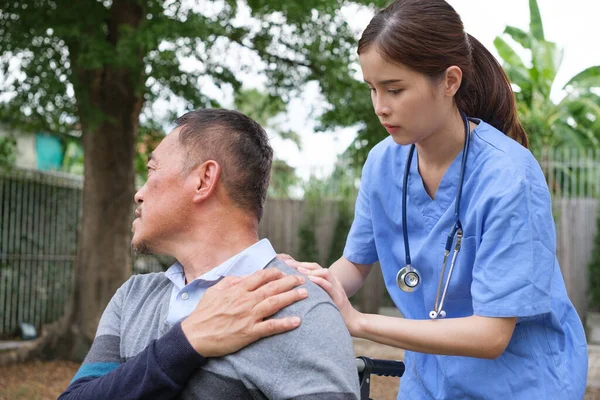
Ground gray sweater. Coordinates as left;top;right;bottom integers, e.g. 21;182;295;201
60;259;360;399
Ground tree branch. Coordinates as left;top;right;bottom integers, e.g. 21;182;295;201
226;35;314;71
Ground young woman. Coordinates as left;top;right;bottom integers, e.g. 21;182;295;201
283;1;588;398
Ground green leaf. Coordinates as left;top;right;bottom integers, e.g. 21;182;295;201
0;136;16;171
494;37;527;70
503;26;531;49
563;66;600;90
530;38;562;98
269;159;300;198
529;0;545;41
277;130;302;149
493;36;531;89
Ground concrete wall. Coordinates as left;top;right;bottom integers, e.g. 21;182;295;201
0;126;37;169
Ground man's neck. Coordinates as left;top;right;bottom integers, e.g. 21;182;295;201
168;212;260;283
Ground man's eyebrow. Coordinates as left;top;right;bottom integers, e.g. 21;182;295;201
148;152;154;163
364;79;404;85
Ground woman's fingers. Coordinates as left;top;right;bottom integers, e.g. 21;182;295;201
283;259;324;272
298;268;338;297
299;267;332;280
306;275;333;292
276;253;295;262
289;264;337;293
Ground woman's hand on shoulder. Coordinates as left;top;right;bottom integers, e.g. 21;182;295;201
277;253;324;273
278;254;361;333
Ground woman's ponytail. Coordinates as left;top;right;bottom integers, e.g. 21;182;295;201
457;34;528;148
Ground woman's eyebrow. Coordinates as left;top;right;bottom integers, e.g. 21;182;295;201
364;79;404;85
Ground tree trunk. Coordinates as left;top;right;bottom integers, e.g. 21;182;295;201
52;1;145;360
67;112;140;360
56;88;143;360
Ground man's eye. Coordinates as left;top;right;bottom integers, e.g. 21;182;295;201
388;89;402;94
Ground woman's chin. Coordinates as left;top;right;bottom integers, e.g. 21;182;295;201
390;134;413;146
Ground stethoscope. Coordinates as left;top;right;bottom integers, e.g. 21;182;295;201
396;111;471;320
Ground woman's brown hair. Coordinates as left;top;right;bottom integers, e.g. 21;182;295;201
358;0;528;148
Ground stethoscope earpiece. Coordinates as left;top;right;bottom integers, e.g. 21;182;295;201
397;111;471;321
429;310;446;319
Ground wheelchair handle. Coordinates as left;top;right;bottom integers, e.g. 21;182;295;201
356;356;405;378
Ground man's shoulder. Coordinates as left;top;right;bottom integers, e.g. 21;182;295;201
127;271;169;284
184;259;359;399
116;271;172;301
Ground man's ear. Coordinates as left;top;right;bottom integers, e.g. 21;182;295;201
443;66;463;97
191;160;221;203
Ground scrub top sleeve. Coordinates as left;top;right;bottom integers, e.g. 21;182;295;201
343;155;379;265
471;179;554;318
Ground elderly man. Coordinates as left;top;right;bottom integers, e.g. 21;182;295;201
59;109;360;399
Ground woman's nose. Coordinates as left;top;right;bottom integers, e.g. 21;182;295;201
374;96;391;117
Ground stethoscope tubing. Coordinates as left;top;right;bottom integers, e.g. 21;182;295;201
398;111;471;319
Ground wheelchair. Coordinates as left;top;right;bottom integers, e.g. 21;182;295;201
356;356;405;400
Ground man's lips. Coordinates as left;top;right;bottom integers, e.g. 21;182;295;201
135;209;141;218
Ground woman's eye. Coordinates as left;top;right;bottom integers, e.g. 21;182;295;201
388;89;402;94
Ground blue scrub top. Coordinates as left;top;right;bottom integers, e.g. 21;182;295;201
344;120;588;399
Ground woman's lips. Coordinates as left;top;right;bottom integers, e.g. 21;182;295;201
382;124;399;134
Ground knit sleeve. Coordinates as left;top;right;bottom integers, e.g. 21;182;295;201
58;278;206;400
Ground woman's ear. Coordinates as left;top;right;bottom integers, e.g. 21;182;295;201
191;160;221;203
444;66;463;97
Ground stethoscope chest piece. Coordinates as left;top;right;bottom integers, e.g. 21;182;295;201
396;265;421;292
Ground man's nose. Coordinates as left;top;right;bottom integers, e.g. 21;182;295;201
134;188;143;204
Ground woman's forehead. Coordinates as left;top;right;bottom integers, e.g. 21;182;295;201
359;50;417;82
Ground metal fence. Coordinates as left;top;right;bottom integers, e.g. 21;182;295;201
0;148;599;337
537;148;600;320
0;169;164;338
0;169;82;338
537;148;600;199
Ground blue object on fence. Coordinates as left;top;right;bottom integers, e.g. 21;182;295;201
36;133;63;171
18;322;37;340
